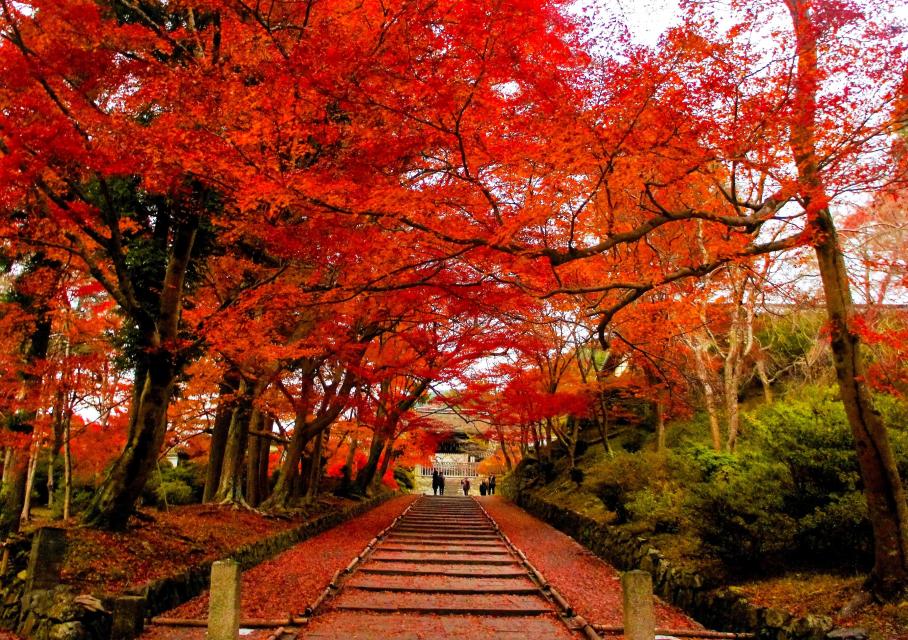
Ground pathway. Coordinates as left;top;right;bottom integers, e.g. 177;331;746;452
299;495;589;639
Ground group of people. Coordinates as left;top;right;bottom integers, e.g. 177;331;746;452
431;469;447;495
470;476;496;496
430;469;496;496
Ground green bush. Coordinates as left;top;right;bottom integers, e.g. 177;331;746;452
156;480;195;505
688;453;798;572
142;461;206;508
393;466;415;491
591;451;668;524
625;485;685;533
50;485;95;519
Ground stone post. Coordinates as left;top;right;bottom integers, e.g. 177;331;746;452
111;596;146;640
621;570;655;640
25;527;67;593
208;560;241;640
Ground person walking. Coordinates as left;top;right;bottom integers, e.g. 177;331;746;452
461;477;471;496
431;469;439;495
439;472;445;495
489;475;496;495
479;480;487;496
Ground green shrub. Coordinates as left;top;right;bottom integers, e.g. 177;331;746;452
625;485;685;533
50;485;95;519
142;461;206;508
688;453;798;572
797;490;871;570
393;466;415;490
590;451;667;523
156;479;195;505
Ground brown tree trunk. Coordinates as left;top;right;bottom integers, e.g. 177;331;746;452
82;356;179;528
204;369;240;502
354;431;387;494
83;217;198;529
755;358;774;404
257;416;273;503
338;436;359;495
245;410;266;506
786;0;908;598
691;338;722;451
371;437;396;493
305;427;327;502
495;424;513;471
655;400;666;452
0;451;28;538
214;381;253;504
265;409;315;509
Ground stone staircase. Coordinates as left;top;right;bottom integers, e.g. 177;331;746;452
299;495;578;638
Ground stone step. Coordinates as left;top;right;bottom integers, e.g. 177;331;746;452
299;612;575;639
358;561;527;577
367;552;516;565
385;533;501;541
377;544;510;554
330;591;552;615
346;574;538;594
373;546;511;556
383;537;504;545
397;517;489;524
392;526;496;534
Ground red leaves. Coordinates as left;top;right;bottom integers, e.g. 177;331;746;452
164;496;417;620
482;497;701;630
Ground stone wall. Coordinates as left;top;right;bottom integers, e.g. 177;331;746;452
506;487;834;640
1;492;397;640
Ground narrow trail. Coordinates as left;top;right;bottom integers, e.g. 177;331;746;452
299;494;595;639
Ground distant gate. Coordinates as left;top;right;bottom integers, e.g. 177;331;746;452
415;462;478;478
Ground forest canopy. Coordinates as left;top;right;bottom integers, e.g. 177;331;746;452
1;0;907;601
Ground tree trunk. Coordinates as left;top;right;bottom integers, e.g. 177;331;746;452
354;431;387;494
305;427;327;502
257;416;273;503
0;451;28;538
371;437;396;493
496;424;513;471
214;381;253;504
655;400;666;452
691;339;722;451
62;411;72;521
755;358;774;404
814;212;908;597
82;356;178;528
244;409;265;506
20;439;40;526
786;0;908;598
265;409;314;510
203;369;240;502
83;216;198;529
337;437;359;495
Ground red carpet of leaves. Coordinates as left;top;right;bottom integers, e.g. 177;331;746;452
478;496;702;631
146;495;418;628
62;503;314;592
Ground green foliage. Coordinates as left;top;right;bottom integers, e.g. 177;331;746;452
50;486;96;519
156;480;195;505
688;452;798;571
143;460;206;507
393;466;415;491
590;451;667;523
530;384;908;577
625;485;685;534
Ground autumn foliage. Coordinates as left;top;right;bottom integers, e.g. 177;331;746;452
0;0;907;600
